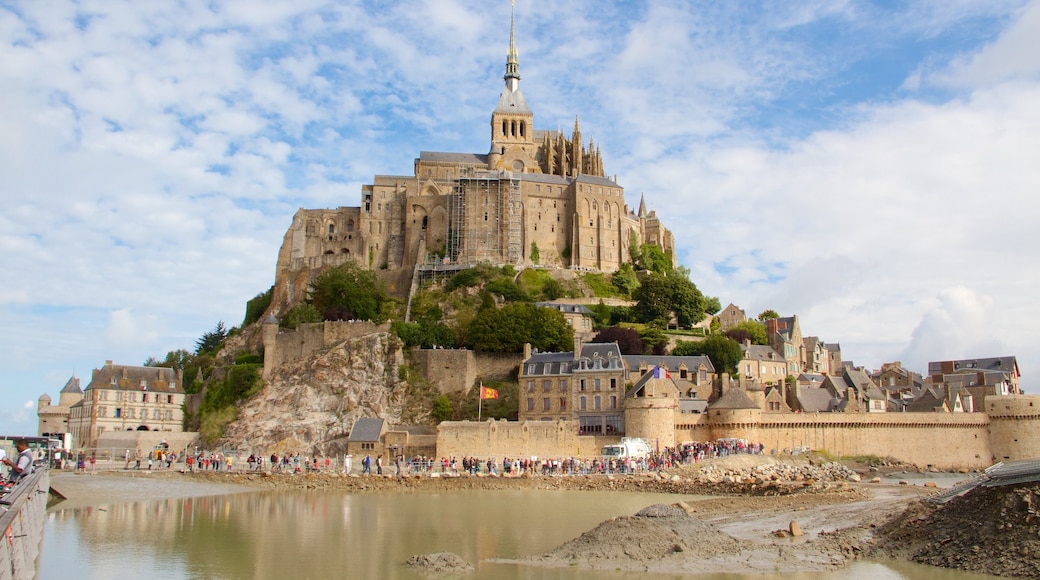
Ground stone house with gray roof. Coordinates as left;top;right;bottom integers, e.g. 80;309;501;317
67;360;185;449
766;316;804;376
738;342;787;386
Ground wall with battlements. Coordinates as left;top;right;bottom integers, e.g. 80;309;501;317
262;320;389;380
409;349;521;394
437;399;1040;470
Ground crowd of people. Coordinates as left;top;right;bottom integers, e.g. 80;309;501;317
18;437;766;481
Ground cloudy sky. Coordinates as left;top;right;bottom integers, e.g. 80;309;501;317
2;0;1038;434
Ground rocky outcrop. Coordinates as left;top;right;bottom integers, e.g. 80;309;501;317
221;330;406;454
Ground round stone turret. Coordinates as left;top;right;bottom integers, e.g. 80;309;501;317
986;395;1040;462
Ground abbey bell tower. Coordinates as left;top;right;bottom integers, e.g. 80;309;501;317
488;1;539;173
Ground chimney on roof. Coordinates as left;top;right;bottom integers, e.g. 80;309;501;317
523;343;532;360
573;336;582;361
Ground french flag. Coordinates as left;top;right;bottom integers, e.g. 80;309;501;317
654;366;671;379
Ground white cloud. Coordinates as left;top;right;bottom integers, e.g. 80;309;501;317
900;287;1006;371
930;0;1040;87
104;308;160;347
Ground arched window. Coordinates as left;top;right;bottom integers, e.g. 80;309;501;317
328;224;335;234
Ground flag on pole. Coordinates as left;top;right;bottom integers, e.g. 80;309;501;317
653;366;671;379
480;386;499;400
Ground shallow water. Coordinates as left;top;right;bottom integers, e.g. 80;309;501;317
40;486;1003;580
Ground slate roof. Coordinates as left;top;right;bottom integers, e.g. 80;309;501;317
84;363;182;394
494;85;532;115
740;344;783;362
623;355;715;374
797;387;839;413
843;368;887;400
417;151;489;165
709;387;759;410
521;352;575;376
60;376;82;394
536;302;593;316
928;356;1019;376
625;370;678;399
348;418;385;442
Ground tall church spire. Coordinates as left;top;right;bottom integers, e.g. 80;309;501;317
505;0;520;90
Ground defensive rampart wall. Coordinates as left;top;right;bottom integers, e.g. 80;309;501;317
437;420;613;460
438;407;1040;470
262;320;388;380
410;349;521;394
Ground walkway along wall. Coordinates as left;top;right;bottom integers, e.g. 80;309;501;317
0;468;49;580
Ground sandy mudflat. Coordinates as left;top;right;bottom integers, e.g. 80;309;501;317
47;470;258;511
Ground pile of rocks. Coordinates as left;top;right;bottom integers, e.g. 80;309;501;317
671;460;858;486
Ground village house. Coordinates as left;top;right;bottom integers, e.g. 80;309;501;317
518;341;717;434
717;303;747;331
535;301;596;341
766;315;805;376
802;336;830;375
738;342;788;385
66;360;186;449
926;357;1020;411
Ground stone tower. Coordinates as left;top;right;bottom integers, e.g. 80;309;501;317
487;1;539;174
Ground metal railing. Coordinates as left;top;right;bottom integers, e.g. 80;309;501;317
0;467;50;580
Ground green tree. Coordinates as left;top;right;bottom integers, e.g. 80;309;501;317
542;278;564;300
530;242;540;264
592;326;644;354
668;270;708;327
725;319;768;345
280;303;322;329
432;395;454;422
758;309;780;321
631;273;672;324
309;262;389;322
486;277;528;302
671;335;743;375
704;296;722;316
243;286;274;327
195;321;228;356
611;262;639;297
635;243;672;274
465;303;573;353
639;324;669;355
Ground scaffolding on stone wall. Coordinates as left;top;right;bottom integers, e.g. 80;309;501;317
445;170;522;267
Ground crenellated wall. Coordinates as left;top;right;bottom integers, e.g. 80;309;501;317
437;398;1040;470
262;320;389;380
987;395;1040;462
409;349;521;394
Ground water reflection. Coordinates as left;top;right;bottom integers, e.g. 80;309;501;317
42;490;1004;580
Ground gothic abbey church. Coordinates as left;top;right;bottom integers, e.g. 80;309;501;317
271;6;675;307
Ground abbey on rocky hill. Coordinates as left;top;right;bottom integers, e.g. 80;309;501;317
272;4;674;304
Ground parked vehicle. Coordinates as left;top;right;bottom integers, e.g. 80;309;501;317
601;437;652;460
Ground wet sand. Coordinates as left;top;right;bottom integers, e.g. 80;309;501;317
48;470;258;511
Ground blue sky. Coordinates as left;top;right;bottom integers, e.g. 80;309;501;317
2;0;1039;434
